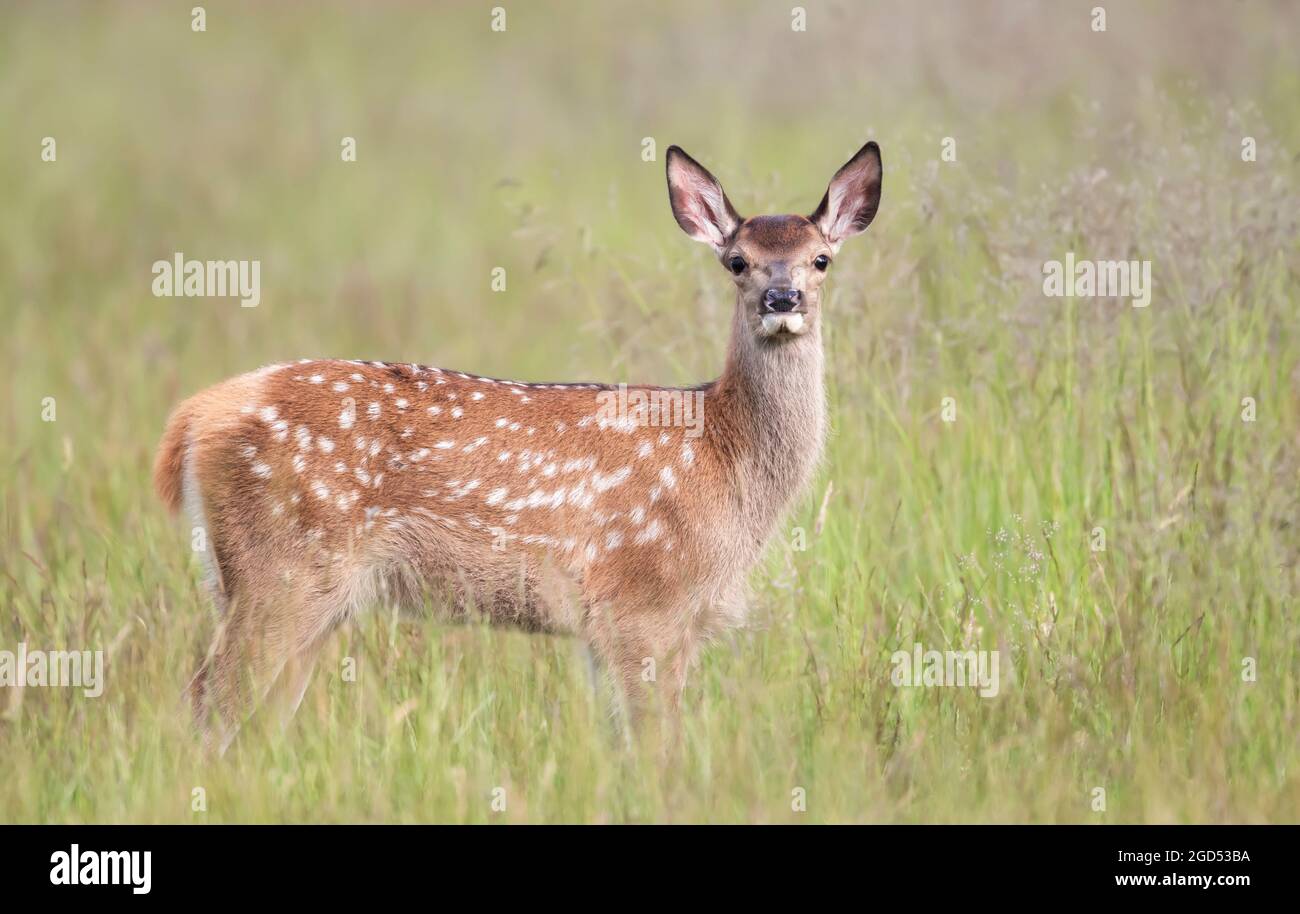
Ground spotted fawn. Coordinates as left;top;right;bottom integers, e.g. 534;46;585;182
155;141;883;750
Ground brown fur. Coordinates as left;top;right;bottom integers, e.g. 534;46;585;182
156;142;882;752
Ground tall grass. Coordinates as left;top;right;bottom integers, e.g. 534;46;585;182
1;1;1296;822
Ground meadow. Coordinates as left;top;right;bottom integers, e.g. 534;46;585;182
1;1;1297;823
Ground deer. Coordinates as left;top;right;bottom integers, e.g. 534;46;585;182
154;141;882;752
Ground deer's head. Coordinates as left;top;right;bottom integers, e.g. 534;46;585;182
666;142;882;341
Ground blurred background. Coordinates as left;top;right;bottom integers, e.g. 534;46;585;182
0;1;1297;823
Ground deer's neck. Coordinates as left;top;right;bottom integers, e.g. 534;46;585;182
708;304;827;547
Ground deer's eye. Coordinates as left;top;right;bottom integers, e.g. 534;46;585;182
813;254;830;271
728;255;747;275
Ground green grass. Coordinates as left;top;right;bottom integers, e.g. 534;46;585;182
1;1;1297;823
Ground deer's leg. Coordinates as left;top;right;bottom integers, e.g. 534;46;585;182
263;626;334;731
583;600;696;749
188;570;346;755
188;596;261;755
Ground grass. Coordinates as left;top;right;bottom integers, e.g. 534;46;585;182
1;0;1297;823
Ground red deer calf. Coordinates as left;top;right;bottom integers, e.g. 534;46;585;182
155;141;882;750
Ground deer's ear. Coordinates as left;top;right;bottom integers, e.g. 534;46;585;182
666;146;742;252
810;141;882;249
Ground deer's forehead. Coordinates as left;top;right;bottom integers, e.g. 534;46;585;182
732;215;825;259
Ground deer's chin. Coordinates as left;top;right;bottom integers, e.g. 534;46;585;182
759;312;808;338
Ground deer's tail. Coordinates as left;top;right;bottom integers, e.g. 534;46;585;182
153;399;195;514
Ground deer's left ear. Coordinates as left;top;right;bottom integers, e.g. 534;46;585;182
666;146;742;253
810;141;882;250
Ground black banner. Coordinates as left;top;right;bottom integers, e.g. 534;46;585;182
0;825;1285;899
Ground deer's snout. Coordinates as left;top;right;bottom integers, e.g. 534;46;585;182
762;288;802;313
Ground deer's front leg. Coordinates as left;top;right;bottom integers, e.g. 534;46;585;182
584;602;696;750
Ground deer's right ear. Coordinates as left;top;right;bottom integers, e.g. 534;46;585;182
666;146;742;252
811;141;882;251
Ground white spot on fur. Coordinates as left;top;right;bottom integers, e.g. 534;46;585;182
634;519;663;544
598;415;638;433
445;479;480;500
562;456;596;473
592;466;631;492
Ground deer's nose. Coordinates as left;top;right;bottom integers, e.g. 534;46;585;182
762;288;802;312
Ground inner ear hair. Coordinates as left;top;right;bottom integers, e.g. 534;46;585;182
666;145;742;249
811;141;882;245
